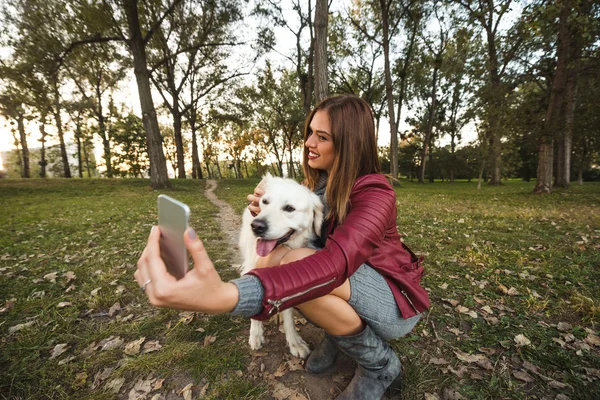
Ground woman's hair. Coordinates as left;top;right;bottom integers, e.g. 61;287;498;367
303;94;381;223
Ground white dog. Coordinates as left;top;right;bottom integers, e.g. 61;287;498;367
239;173;324;358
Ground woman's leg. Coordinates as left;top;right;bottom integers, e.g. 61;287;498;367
280;249;364;336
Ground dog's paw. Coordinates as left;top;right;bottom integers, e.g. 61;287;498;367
288;338;311;359
249;333;265;350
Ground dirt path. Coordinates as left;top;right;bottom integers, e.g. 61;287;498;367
203;180;355;400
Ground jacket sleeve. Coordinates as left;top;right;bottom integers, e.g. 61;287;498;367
246;175;396;320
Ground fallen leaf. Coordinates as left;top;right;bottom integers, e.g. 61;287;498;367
90;287;101;296
513;370;534;382
101;336;124;351
548;380;568;389
203;335;217;346
50;343;69;359
152;379;165;391
497;284;509;295
9;321;35;334
108;302;121;317
57;302;72;308
448;328;463;335
44;272;58;282
481;306;493;314
584;334;600;347
454;350;488;364
142;340;162;353
557;322;573;333
65;271;76;282
124;337;145;355
92;367;114;389
105;377;125;394
274;362;289;377
438;283;448;290
507;287;520;296
514;334;531;347
429;357;449;365
178;383;193;400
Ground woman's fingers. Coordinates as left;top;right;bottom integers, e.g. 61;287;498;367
184;228;214;273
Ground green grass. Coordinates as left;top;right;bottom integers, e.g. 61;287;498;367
0;179;265;399
1;178;599;399
216;178;600;399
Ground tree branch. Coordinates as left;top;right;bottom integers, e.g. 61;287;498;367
143;0;185;45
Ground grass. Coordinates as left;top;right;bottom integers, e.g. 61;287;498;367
215;178;600;399
0;179;266;399
1;177;599;399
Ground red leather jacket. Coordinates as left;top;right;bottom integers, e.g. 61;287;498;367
247;173;430;321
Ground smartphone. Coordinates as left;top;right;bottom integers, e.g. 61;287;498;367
157;195;190;280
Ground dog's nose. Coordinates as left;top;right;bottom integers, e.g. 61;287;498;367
251;219;268;235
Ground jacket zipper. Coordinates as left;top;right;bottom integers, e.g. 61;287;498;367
267;278;336;315
401;290;418;313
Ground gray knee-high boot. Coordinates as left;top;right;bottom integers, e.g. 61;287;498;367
306;334;338;374
332;325;401;400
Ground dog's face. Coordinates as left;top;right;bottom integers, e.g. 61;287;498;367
251;173;324;256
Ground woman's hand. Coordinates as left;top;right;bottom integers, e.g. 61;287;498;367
246;183;265;216
134;227;239;313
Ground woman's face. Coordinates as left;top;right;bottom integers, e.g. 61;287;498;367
305;110;335;173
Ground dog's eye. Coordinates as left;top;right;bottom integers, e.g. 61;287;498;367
262;198;269;205
283;205;295;212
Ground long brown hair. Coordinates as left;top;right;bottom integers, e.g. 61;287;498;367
303;94;381;223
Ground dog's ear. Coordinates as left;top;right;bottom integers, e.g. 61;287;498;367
311;193;325;237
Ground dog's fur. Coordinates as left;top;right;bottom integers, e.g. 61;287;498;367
239;173;324;358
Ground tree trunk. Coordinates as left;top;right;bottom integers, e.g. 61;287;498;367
17;115;30;178
419;60;440;184
123;0;171;189
534;140;554;193
39;121;47;178
189;109;202;179
555;0;587;188
534;0;571;193
74;119;83;178
53;83;71;178
380;0;399;184
314;0;329;103
96;86;112;178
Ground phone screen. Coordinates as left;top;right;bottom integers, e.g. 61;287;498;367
157;195;190;280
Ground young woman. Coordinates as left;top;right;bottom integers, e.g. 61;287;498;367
135;95;430;399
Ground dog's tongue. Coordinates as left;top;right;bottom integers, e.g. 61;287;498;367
256;238;279;257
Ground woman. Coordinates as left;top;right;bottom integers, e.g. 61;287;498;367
135;95;430;399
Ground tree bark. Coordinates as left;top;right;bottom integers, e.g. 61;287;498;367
123;0;171;188
53;82;71;178
555;0;587;188
380;0;399;184
314;0;329;103
534;0;571;193
17;115;30;178
419;60;440;184
39;120;47;178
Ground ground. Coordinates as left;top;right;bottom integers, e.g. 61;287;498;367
1;178;599;400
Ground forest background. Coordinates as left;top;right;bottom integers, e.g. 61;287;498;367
1;0;599;193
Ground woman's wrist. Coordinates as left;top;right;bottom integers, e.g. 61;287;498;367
220;282;240;313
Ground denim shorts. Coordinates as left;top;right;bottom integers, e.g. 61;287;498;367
348;264;421;340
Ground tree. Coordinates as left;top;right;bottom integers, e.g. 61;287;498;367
254;0;315;116
64;42;127;178
348;0;422;183
313;0;329;102
148;0;245;179
112;113;150;178
456;0;533;185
